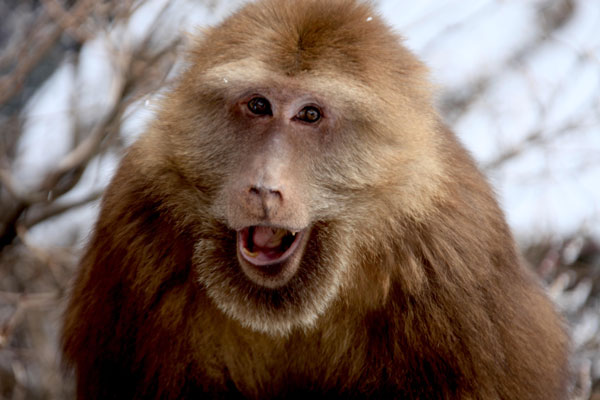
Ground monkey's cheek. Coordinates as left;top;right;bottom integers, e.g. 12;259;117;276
236;229;310;289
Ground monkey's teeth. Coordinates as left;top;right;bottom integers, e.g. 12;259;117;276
238;227;304;267
243;247;259;258
266;229;287;248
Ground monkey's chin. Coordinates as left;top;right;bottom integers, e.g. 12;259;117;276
236;226;308;289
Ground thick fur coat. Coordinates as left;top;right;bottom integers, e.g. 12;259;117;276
62;0;570;398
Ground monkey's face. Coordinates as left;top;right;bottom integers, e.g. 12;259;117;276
181;77;364;335
164;64;434;336
220;90;325;289
157;0;438;336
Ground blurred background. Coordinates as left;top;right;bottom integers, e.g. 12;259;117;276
0;0;599;398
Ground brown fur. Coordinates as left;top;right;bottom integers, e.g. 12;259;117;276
62;0;570;398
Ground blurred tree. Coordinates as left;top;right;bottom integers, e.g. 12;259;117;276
0;0;598;398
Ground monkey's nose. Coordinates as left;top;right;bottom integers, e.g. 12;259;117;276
248;185;283;218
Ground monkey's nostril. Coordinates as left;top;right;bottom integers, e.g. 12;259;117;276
268;188;282;200
249;185;282;200
248;185;283;218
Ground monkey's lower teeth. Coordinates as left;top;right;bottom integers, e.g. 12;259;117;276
266;230;286;248
243;248;259;258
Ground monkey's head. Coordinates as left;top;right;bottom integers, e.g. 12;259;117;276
148;0;443;335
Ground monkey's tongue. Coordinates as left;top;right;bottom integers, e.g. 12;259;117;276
252;226;285;248
238;226;301;266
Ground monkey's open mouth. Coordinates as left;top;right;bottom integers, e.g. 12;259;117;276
238;226;303;266
236;226;309;288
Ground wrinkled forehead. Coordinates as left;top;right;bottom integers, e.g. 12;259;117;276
199;58;380;116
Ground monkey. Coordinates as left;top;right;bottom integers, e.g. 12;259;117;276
61;0;570;398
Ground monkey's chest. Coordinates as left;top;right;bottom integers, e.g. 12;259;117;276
210;333;391;398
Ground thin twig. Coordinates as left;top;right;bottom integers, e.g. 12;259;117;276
24;189;103;228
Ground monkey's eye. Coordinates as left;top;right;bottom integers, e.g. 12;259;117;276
247;97;272;116
296;106;321;123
